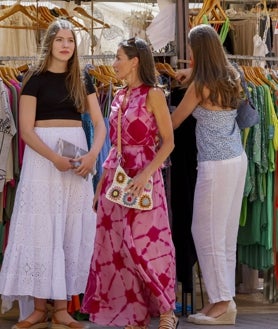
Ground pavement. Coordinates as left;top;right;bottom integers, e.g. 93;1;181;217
1;304;278;329
1;283;278;329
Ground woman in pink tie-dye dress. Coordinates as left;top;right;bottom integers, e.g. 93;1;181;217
81;37;178;329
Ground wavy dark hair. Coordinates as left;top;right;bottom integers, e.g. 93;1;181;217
119;37;157;87
21;19;87;113
187;24;240;109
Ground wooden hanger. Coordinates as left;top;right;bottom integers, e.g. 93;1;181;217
253;66;277;90
0;3;48;29
89;68;114;86
0;66;13;86
193;0;227;26
162;62;176;78
53;7;88;33
89;66;124;86
249;66;264;87
17;63;29;73
10;66;21;81
242;66;261;87
33;5;56;24
155;62;176;79
242;66;257;86
98;65;118;83
193;0;211;21
73;6;110;29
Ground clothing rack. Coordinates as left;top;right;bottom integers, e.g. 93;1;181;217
227;54;278;62
0;54;115;62
177;55;278;64
80;54;115;60
0;55;115;67
0;56;36;62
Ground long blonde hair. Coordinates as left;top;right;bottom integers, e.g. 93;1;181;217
21;19;87;113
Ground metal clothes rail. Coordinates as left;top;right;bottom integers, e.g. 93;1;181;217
227;54;278;62
0;54;115;62
177;54;278;67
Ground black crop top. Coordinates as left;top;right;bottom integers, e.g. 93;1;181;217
21;70;95;121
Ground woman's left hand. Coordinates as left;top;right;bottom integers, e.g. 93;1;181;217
125;172;149;197
71;153;96;178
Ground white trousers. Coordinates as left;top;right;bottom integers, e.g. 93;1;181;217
192;152;247;303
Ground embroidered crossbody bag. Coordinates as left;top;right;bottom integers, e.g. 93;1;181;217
105;94;153;210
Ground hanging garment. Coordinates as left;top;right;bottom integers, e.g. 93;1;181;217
170;87;198;292
253;15;270;68
237;83;276;270
0;78;17;192
146;0;176;51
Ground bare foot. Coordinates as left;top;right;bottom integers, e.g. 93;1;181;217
19;309;47;324
53;309;79;325
200;303;214;315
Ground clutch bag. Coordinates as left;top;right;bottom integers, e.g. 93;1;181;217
56;138;87;160
56;138;96;175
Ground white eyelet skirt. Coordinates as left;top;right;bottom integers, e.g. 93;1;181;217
0;127;96;308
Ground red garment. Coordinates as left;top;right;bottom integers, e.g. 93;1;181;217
81;85;176;326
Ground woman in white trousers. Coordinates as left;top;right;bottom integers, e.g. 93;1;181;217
172;24;248;325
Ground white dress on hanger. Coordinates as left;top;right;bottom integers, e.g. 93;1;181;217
253;14;270;68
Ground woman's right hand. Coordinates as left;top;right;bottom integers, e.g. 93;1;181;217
93;185;102;212
53;155;73;171
92;169;106;212
92;197;98;212
92;174;105;212
175;68;193;84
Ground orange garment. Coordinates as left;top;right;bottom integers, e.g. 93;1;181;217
68;295;81;314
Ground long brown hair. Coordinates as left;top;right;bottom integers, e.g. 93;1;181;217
119;37;157;86
187;24;240;109
21;19;87;113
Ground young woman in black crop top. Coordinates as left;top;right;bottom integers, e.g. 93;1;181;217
0;19;106;329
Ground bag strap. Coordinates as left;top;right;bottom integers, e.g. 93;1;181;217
117;89;129;161
117;105;122;159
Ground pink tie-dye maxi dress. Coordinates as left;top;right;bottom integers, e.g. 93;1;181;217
81;85;176;327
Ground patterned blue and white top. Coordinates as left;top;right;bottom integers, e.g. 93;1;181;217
192;105;244;162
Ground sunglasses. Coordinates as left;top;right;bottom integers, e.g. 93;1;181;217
126;37;147;50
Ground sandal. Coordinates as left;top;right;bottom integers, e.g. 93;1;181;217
124;326;147;329
51;307;84;329
12;307;48;329
159;311;179;329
